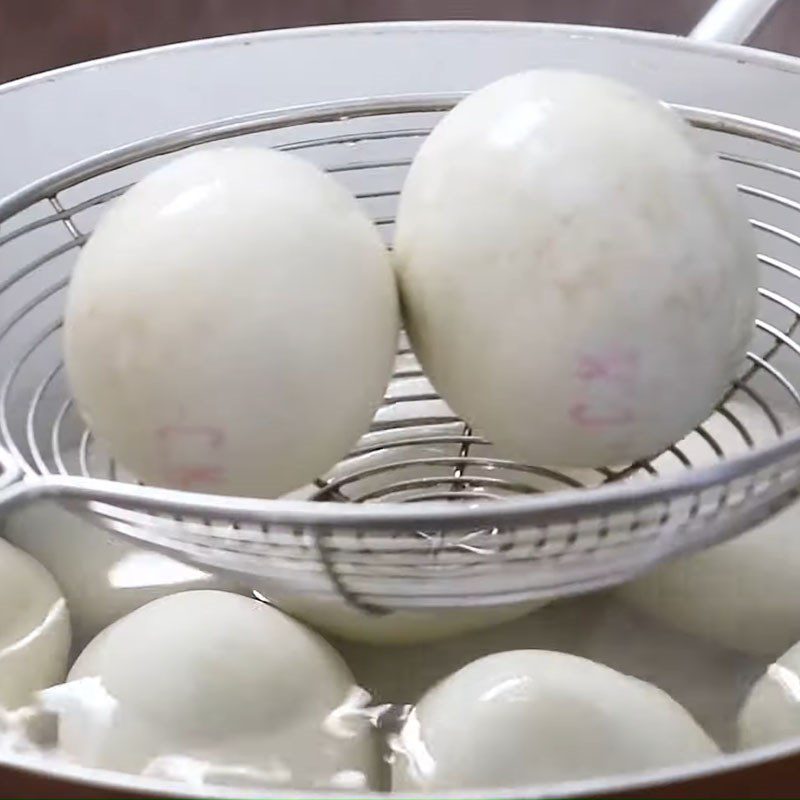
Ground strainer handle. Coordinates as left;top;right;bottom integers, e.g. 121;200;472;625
690;0;784;45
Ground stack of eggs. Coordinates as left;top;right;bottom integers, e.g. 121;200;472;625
1;69;766;792
58;69;757;644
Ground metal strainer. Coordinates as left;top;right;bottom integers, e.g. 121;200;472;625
0;0;797;615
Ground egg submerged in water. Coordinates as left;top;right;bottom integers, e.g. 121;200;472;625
0;538;71;708
738;637;800;749
3;501;243;650
392;650;719;791
267;591;543;646
64;147;399;498
619;401;800;657
54;591;378;788
394;70;757;467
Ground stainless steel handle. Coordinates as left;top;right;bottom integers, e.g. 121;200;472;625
690;0;784;45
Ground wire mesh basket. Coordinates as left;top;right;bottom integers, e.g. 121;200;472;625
3;7;800;614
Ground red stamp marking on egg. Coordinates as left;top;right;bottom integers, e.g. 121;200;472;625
569;402;635;428
157;425;226;489
570;348;639;428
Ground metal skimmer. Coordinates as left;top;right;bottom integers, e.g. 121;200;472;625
1;94;800;612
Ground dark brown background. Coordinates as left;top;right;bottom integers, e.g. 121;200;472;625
1;0;800;85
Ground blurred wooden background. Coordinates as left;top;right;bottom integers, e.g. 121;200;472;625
1;0;798;84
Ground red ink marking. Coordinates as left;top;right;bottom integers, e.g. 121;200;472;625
157;425;226;489
576;350;640;384
572;348;640;429
170;466;225;489
158;426;224;448
569;402;636;428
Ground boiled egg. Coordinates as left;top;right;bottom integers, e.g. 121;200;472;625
268;592;543;646
0;537;71;708
392;650;718;791
55;590;377;788
64;147;399;498
738;638;800;749
394;70;757;467
619;401;800;656
3;501;242;650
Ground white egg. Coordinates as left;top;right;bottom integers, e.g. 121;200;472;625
268;592;543;646
64;147;399;498
3;502;241;650
620;503;800;657
392;650;718;791
0;538;70;709
738;639;800;749
55;590;377;788
620;401;800;656
394;70;757;467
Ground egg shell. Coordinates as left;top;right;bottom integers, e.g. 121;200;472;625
64;147;399;498
57;590;378;788
738;639;800;749
392;649;718;791
0;538;71;708
394;70;757;467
